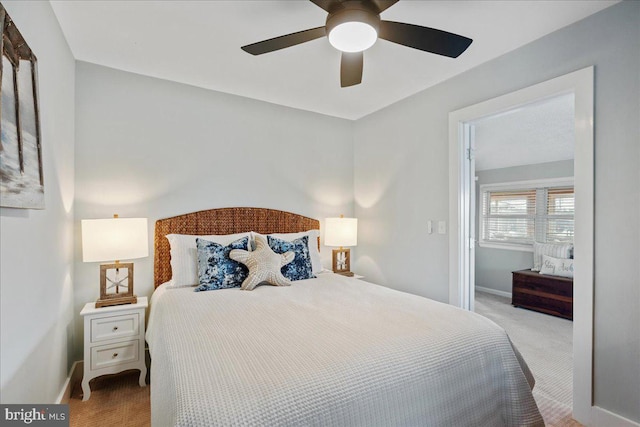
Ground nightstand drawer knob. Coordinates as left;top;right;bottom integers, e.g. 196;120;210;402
112;353;118;359
112;326;118;331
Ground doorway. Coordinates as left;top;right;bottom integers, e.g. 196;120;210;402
473;93;575;305
447;67;594;425
472;92;576;423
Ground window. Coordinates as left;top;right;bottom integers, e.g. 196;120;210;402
479;179;574;250
545;187;575;242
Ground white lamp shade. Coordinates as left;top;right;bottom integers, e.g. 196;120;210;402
82;217;149;262
325;217;358;247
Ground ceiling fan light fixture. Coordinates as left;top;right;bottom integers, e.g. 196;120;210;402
241;0;473;88
329;22;377;52
326;6;380;53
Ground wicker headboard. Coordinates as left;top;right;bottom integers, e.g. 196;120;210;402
154;207;320;287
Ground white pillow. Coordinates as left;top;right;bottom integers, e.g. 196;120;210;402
252;230;321;275
166;232;251;287
532;242;573;271
539;255;574;278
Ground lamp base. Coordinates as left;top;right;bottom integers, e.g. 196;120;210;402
96;294;137;308
332;248;352;275
97;262;137;308
336;271;354;277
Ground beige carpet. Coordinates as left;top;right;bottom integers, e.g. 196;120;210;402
475;291;580;427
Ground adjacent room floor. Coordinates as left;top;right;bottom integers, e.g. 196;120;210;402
475;291;577;426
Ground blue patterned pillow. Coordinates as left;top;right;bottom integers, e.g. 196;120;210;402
267;235;315;281
194;237;249;291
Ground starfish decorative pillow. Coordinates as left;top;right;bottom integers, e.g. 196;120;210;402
229;234;295;291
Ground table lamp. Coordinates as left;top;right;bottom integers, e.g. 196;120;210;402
325;215;357;277
81;215;148;308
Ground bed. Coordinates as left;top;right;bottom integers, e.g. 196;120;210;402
146;207;543;426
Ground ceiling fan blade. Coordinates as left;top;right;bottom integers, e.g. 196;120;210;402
379;20;472;58
309;0;342;13
370;0;399;13
341;52;363;87
241;26;326;55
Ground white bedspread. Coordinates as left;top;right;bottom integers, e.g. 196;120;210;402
146;274;543;426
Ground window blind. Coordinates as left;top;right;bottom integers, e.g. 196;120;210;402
544;187;574;242
480;184;574;247
482;189;536;244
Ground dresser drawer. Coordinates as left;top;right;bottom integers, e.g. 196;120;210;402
513;273;573;297
91;313;139;343
512;269;573;320
91;340;139;370
512;289;572;318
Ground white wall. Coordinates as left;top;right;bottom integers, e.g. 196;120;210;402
354;1;639;422
0;1;75;403
73;62;354;360
475;160;574;294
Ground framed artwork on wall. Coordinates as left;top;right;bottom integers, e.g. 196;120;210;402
0;4;44;209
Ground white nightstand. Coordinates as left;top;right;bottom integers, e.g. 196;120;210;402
80;297;148;401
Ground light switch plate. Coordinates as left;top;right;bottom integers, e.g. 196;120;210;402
427;220;433;234
438;221;446;234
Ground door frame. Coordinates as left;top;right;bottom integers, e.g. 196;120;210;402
447;67;594;424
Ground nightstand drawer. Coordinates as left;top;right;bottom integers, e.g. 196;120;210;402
91;340;139;370
91;313;139;343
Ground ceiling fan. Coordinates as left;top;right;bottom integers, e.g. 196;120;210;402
241;0;473;88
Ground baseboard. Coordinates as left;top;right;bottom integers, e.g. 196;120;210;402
56;361;83;404
475;286;512;299
592;406;640;427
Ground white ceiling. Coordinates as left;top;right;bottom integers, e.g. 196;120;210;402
50;0;617;120
473;93;575;171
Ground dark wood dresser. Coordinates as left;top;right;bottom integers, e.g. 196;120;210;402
512;269;573;320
